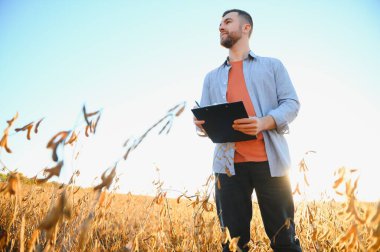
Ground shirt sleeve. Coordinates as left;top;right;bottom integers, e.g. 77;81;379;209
195;73;211;136
267;59;300;134
200;73;211;107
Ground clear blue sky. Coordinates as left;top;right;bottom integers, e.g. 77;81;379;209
1;1;379;201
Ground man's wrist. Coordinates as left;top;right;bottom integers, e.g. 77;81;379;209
260;115;276;131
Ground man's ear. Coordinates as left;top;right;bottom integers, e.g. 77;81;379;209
243;24;252;35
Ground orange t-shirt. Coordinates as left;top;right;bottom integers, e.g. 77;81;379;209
227;60;268;163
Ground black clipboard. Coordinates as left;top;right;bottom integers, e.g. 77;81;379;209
191;101;257;143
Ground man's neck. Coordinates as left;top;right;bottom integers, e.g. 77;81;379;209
228;43;250;62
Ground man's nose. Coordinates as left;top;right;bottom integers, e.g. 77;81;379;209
219;24;225;33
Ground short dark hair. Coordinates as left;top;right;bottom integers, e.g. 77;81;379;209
222;9;253;37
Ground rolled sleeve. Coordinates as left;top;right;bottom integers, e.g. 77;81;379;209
268;59;300;134
268;109;289;134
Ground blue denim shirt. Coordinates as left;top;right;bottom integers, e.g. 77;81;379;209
199;51;300;177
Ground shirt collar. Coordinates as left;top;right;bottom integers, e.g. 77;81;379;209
223;51;257;66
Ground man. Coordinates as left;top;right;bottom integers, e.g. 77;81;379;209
194;9;302;252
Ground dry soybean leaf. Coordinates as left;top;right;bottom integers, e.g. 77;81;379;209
0;135;12;153
86;110;100;117
44;161;64;177
272;218;293;245
83;105;100;126
335;191;344;196
34;117;44;134
229;236;241;252
46;131;68;161
7;172;19;195
217;176;222;190
15;122;34;140
195;195;199;205
202;201;214;212
93;114;101;133
176;195;183;204
66;131;78;145
221;227;231;245
333;176;344;189
6;112;19;128
36;161;63;184
333;167;346;187
85;124;91;137
340;224;356;243
83;105;100;118
175;103;186;117
298;159;308;172
90;121;96;133
94;165;117;191
1;172;20;196
0;113;18;153
52;143;60;162
47;131;69;148
155;193;165;205
225;167;232;177
82;105;90;126
292;183;301;195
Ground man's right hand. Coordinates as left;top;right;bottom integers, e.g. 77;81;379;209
193;116;207;136
193;117;205;130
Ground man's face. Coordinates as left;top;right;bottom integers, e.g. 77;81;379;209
219;12;243;48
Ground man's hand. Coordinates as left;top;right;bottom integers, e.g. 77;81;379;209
193;105;207;136
193;116;207;136
193;117;205;130
232;116;276;136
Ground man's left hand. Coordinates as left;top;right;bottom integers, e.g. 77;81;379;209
232;117;263;136
233;115;277;136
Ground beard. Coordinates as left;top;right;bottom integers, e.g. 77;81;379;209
220;30;242;48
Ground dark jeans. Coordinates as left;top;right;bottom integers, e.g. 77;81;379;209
215;162;302;252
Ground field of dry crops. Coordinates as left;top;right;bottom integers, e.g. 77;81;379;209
0;176;379;252
1;104;379;251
